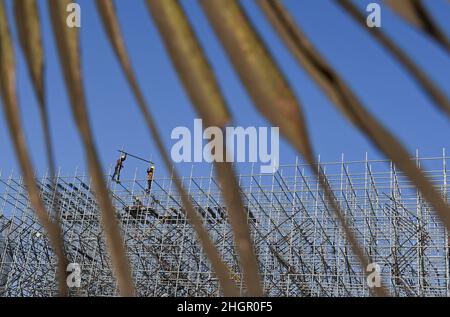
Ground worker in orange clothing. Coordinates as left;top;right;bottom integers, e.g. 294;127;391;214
146;165;155;193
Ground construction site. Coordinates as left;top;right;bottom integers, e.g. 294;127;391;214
0;151;449;297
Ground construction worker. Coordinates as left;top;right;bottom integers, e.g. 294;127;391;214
112;154;127;183
126;196;143;219
133;196;143;214
146;165;155;193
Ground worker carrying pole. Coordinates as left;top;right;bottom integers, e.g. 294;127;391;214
112;153;127;183
146;165;155;194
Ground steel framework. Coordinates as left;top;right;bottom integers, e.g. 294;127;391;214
0;151;449;297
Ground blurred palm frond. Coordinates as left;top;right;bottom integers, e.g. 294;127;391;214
258;0;450;249
384;0;450;51
95;0;240;296
48;0;135;296
200;0;391;296
0;0;67;296
147;0;263;296
336;0;450;117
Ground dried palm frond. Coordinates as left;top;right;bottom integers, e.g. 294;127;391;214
336;0;450;117
0;0;67;296
384;0;450;52
146;0;263;296
96;0;240;296
258;0;450;245
199;0;390;297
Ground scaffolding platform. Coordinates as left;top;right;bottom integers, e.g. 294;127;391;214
0;152;449;297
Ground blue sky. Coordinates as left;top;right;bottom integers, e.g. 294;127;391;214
0;0;449;180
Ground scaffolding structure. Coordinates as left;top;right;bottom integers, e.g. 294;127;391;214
0;152;449;297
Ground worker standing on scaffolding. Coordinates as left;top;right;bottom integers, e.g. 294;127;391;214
146;165;155;193
112;154;127;183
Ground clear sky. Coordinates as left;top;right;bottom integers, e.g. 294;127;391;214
1;0;449;180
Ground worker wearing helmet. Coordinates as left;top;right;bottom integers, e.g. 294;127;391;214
146;165;155;193
112;154;127;183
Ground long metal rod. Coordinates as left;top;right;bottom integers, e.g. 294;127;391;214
118;150;154;164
